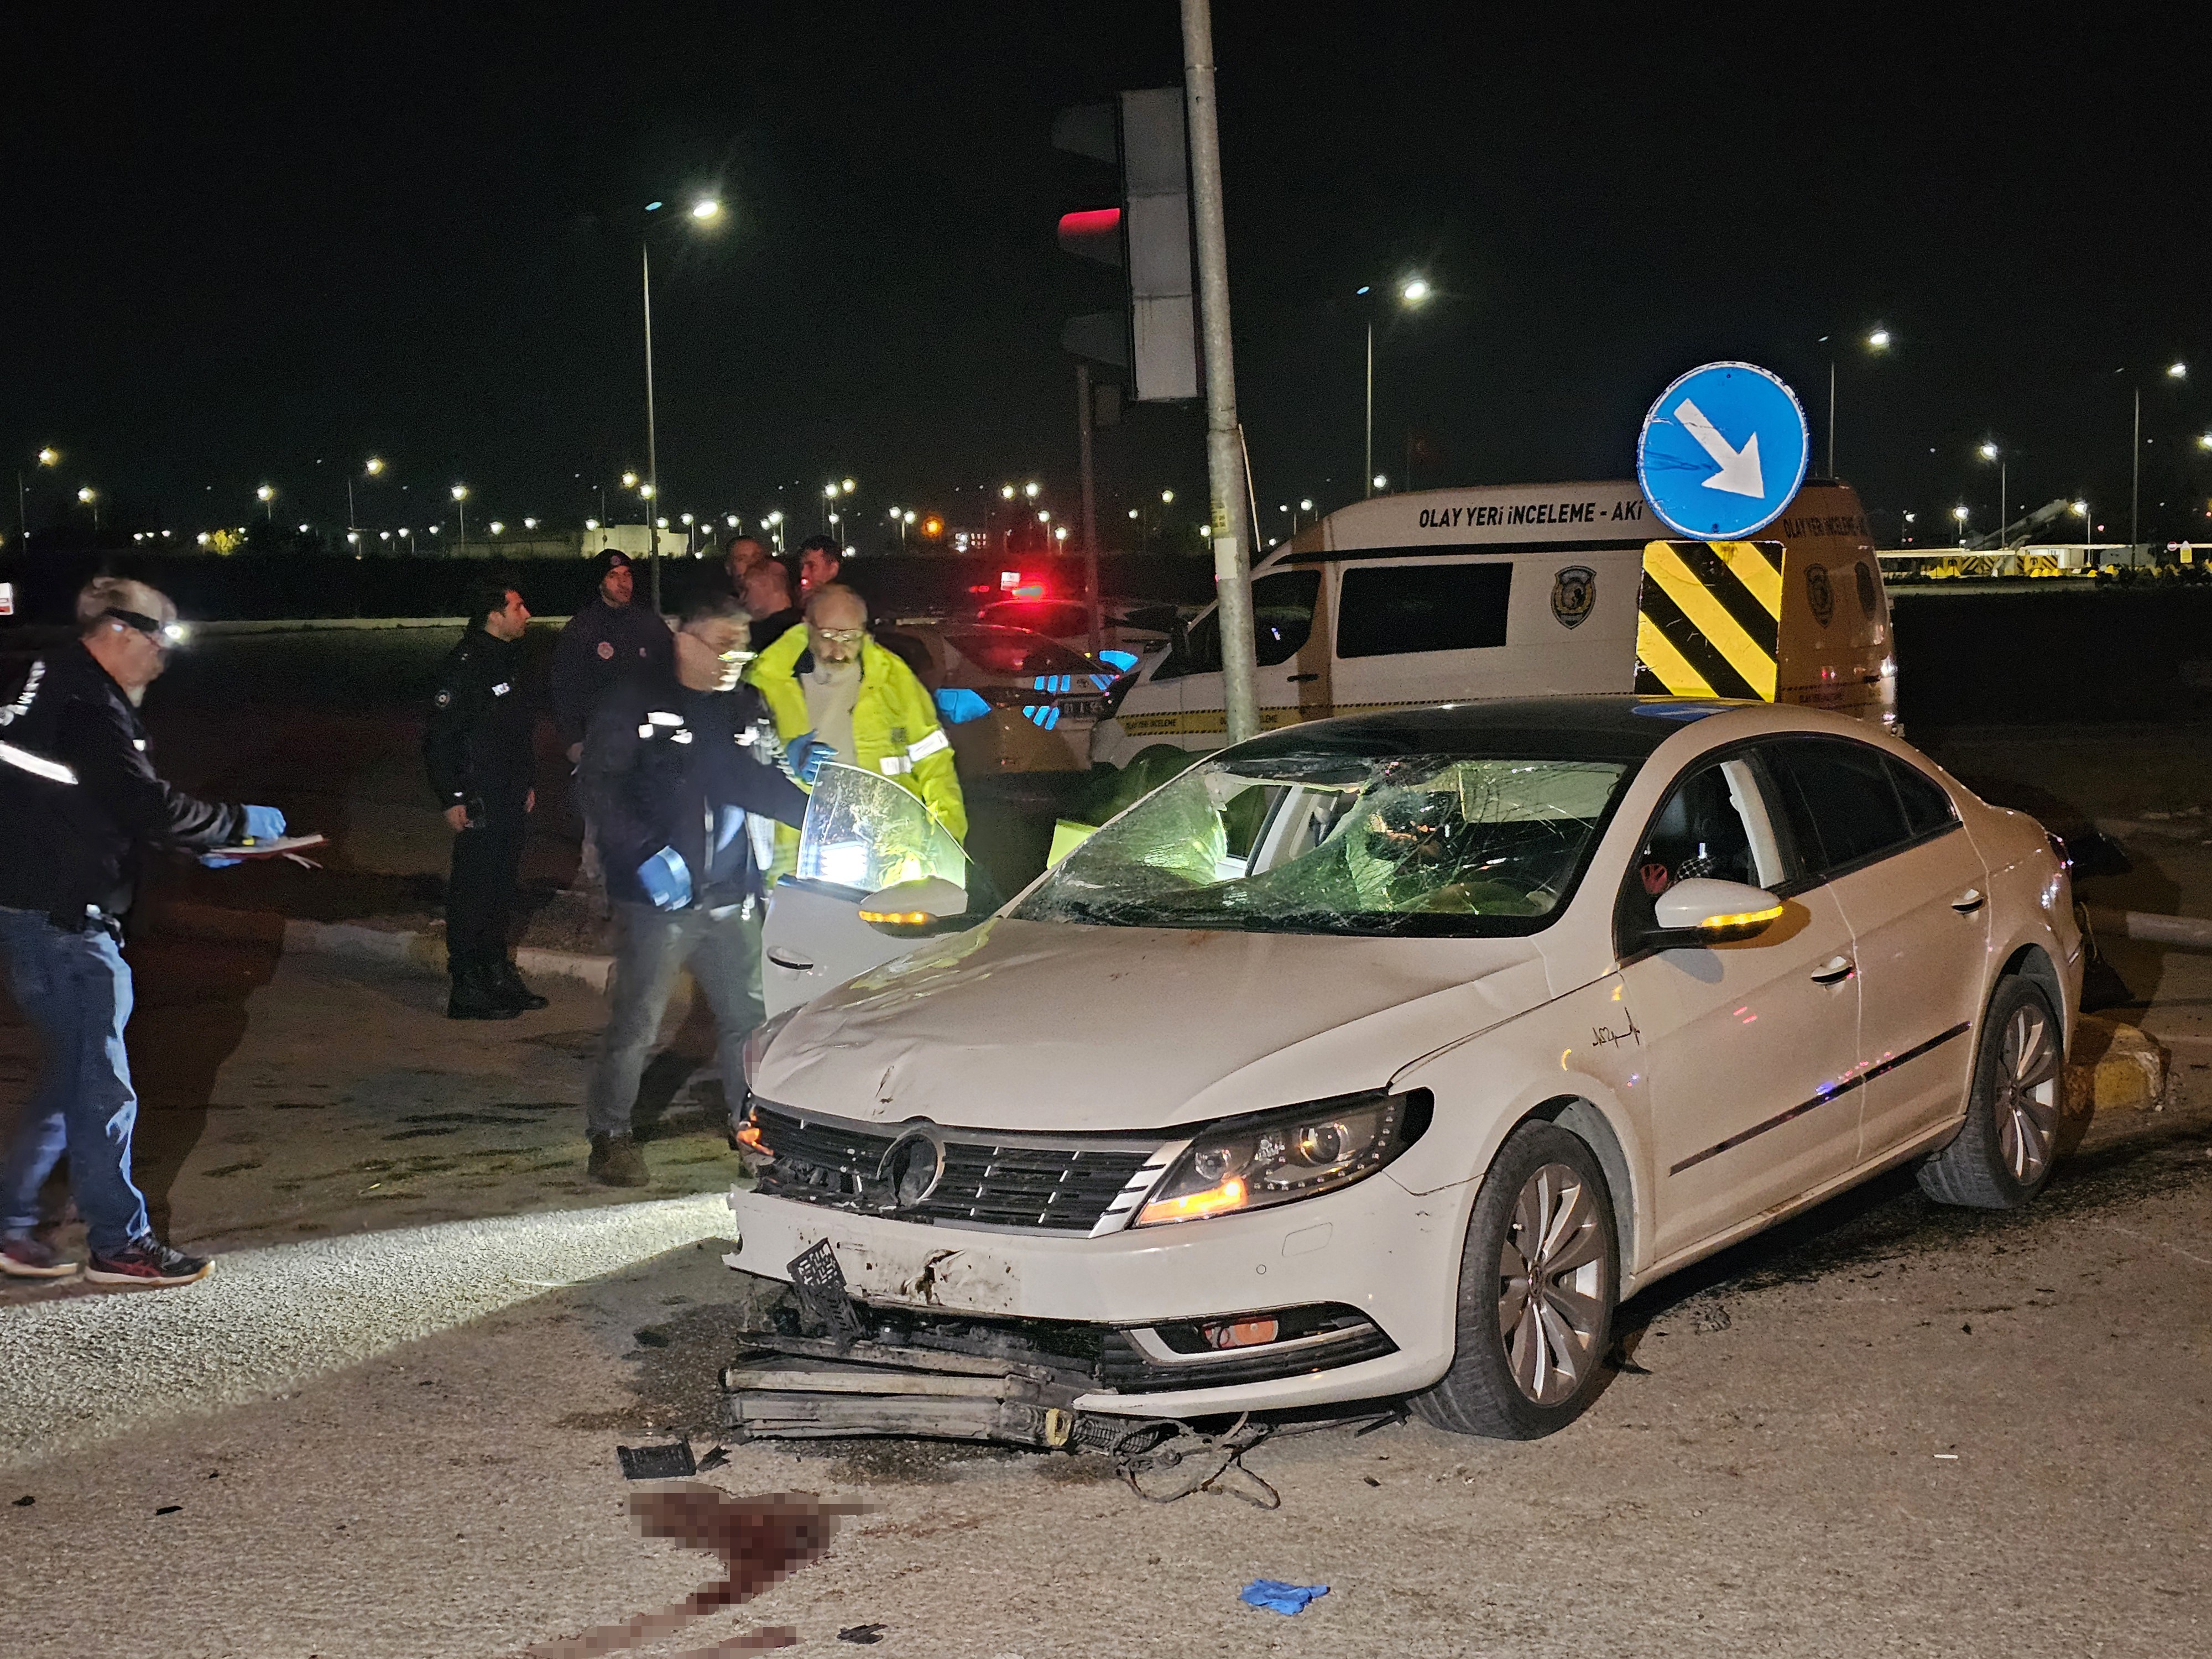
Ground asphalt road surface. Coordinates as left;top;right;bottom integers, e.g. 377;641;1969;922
1;723;2208;1656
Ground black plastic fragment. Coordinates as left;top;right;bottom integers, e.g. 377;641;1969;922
617;1438;697;1480
155;1505;182;1515
697;1445;731;1473
11;1495;32;1507
838;1625;889;1644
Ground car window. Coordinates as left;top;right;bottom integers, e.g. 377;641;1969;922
1615;757;1784;951
1335;562;1512;659
980;602;1085;637
874;630;936;682
1762;738;1918;879
1886;754;1957;836
941;627;1100;679
1152;569;1322;680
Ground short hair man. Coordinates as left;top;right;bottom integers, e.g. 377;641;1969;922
0;578;284;1286
550;549;675;895
796;534;843;597
724;533;768;592
577;590;822;1186
747;582;966;880
424;579;540;1018
741;556;804;655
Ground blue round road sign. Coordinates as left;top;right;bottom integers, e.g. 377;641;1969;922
1636;362;1810;540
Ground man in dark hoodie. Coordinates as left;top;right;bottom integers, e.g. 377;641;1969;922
0;577;284;1286
550;549;673;896
577;591;831;1186
424;578;540;1019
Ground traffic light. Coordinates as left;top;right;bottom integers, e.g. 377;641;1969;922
1054;88;1199;403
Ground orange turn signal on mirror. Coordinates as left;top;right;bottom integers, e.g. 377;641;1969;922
858;909;932;926
1136;1176;1247;1227
1698;904;1784;933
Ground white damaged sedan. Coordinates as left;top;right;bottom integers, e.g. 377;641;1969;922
732;698;2082;1438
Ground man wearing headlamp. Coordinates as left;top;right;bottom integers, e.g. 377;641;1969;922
0;577;284;1287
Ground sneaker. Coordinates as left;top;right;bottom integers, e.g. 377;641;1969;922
587;1133;649;1188
84;1237;213;1288
447;964;521;1021
0;1235;80;1279
494;961;550;1011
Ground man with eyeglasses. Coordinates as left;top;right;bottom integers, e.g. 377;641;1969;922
576;591;831;1187
0;577;285;1286
748;582;967;882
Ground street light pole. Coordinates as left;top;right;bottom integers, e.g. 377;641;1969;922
1364;320;1374;499
641;237;662;613
1077;359;1103;656
2131;384;2141;553
1827;359;1836;478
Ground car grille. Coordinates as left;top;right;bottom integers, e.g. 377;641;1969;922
748;1101;1155;1233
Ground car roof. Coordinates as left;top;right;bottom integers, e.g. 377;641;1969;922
1232;696;1755;764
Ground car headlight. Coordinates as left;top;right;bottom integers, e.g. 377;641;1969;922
740;1006;801;1092
1134;1088;1432;1227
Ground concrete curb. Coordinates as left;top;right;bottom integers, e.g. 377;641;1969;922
153;901;618;992
2067;1014;2169;1113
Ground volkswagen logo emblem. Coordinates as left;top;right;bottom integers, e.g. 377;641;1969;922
877;1126;947;1211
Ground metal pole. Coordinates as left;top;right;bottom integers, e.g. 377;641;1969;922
1827;358;1837;478
1998;463;2006;546
15;471;25;548
642;239;662;615
347;478;356;534
1077;360;1103;658
1182;0;1258;745
2130;384;2141;554
1364;320;1374;497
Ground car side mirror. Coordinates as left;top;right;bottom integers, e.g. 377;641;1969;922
1645;877;1785;951
858;875;971;938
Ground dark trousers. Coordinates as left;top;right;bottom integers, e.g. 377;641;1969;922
446;790;529;973
586;900;764;1139
0;906;151;1254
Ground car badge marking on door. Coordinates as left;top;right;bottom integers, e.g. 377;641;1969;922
1551;565;1597;629
877;1125;948;1211
1806;563;1835;627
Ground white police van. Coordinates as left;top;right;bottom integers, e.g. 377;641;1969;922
1090;478;1896;767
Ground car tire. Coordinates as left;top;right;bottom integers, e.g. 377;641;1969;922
1412;1121;1619;1440
1917;975;2064;1211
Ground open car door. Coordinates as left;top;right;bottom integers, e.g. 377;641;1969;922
760;763;973;1017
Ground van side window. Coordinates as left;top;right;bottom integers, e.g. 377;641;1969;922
1761;738;1929;880
1335;563;1512;659
1153;569;1321;680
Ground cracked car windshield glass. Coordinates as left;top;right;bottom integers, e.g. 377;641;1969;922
1015;753;1631;936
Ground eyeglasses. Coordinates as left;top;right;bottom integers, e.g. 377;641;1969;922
812;628;865;644
104;607;186;648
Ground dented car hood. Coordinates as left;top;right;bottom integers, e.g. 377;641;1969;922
750;916;1557;1132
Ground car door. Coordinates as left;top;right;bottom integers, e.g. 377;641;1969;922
1616;751;1866;1261
1759;738;1990;1164
760;763;971;1017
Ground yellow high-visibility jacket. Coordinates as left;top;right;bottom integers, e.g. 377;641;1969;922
748;624;967;874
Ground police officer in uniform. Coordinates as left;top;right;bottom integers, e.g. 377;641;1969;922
425;578;542;1019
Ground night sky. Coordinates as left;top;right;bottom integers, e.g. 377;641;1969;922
4;1;2206;551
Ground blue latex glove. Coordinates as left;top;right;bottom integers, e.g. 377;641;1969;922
786;732;836;785
243;805;286;841
1240;1580;1329;1616
638;847;693;910
199;853;243;869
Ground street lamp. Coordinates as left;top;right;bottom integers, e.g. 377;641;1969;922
1359;275;1431;497
349;457;388;533
637;195;725;612
1372;473;1388;491
77;485;98;539
1820;325;1891;478
1952;504;1969;545
2120;361;2188;549
257;483;275;520
17;445;62;546
1976;443;2006;545
765;508;785;552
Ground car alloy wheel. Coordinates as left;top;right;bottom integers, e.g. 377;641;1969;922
1415;1120;1619;1439
1497;1161;1609;1406
1918;974;2066;1211
1993;999;2060;1185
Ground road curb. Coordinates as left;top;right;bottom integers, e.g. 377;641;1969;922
152;901;618;993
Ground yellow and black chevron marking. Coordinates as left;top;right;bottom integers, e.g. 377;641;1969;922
1635;539;1783;701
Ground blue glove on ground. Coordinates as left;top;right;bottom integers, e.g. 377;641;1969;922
786;732;836;785
1240;1580;1329;1616
243;804;286;841
639;846;693;910
199;854;242;869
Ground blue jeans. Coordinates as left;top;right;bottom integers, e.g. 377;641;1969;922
0;906;152;1254
586;900;765;1140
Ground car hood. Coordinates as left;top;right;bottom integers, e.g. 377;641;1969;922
752;916;1558;1132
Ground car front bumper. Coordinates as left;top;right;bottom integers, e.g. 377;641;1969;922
724;1170;1469;1418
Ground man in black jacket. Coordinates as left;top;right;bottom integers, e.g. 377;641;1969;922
0;577;284;1286
424;578;540;1019
549;550;672;899
577;591;828;1186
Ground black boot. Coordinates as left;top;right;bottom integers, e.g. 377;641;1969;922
447;963;521;1020
493;960;549;1011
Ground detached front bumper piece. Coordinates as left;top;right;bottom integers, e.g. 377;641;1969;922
721;1332;1105;1449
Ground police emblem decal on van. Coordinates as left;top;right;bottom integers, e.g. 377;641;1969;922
1551;566;1596;629
1634;539;1783;702
1806;563;1835;627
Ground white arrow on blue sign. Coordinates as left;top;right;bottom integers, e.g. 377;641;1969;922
1636;361;1811;540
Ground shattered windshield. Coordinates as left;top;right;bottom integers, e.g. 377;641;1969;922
1013;753;1632;937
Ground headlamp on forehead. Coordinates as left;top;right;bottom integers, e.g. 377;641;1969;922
105;607;187;646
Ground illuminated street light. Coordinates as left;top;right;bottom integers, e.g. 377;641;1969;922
1978;442;1999;461
1161;489;1174;504
489;521;505;535
37;447;59;467
1399;276;1432;304
902;510;916;524
585;518;600;530
1023;481;1040;498
1976;443;2007;543
1867;328;1892;351
77;486;95;503
1037;509;1051;524
296;523;309;534
196;532;211;546
680;512;695;525
622;471;639;489
841;478;856;494
1054;525;1069;543
655;517;669;530
1373;473;1388;491
691;198;722;221
523;517;538;530
2168;362;2188;379
999;484;1015;500
638;482;655;499
1300;497;1313;512
451;484;468;500
1128;508;1139;519
256;483;275;522
726;514;740;528
365;456;385;475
